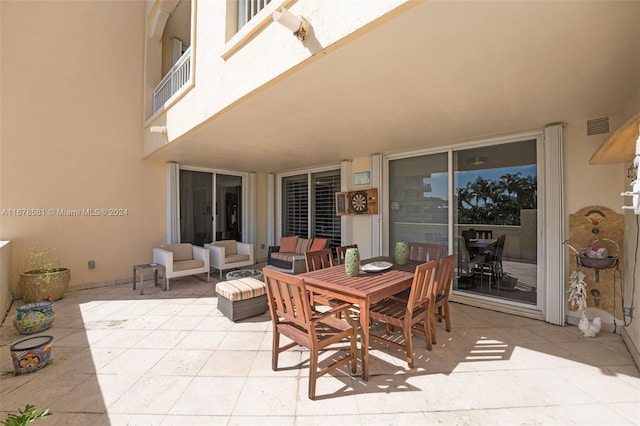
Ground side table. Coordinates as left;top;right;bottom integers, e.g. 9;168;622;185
133;263;166;295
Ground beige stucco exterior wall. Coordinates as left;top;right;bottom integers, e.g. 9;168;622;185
0;1;166;295
143;0;412;155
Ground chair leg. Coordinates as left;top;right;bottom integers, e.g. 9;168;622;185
443;302;451;332
272;332;279;371
405;327;414;368
309;350;318;400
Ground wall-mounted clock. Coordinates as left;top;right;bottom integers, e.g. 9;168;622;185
350;191;368;214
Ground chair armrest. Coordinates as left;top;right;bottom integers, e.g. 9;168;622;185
311;302;353;322
267;246;280;262
237;242;255;263
205;243;225;268
192;245;210;268
152;248;174;274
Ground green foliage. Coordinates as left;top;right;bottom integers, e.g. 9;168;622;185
1;404;51;426
455;173;537;225
20;248;65;302
23;248;61;274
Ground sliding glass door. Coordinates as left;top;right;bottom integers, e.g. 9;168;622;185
179;170;244;245
453;140;538;305
388;138;539;309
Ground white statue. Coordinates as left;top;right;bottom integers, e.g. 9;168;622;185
578;311;602;337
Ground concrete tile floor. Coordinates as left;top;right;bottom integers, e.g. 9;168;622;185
1;273;639;425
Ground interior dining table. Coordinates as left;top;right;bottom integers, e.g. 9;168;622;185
300;256;421;381
467;238;497;255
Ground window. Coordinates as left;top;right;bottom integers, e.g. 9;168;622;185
238;0;271;30
281;170;341;246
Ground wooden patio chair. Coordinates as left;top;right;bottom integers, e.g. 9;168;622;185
433;254;457;343
334;244;358;265
304;248;334;272
408;242;444;262
262;268;358;400
368;260;438;368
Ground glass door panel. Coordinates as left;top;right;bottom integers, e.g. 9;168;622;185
215;174;243;242
453;140;538;305
389;153;449;256
179;170;213;246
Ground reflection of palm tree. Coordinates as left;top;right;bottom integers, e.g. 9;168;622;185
498;173;522;201
455;187;473;209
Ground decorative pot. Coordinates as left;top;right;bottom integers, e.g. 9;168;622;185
19;268;70;302
13;301;56;335
395;241;409;265
10;335;54;374
344;248;360;277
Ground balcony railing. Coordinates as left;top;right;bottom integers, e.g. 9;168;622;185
153;46;192;114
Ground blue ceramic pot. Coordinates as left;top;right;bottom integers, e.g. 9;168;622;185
13;301;56;335
10;335;54;374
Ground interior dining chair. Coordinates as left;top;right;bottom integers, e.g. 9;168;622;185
433;254;457;343
408;242;444;262
262;268;358;400
477;234;506;292
368;260;438;368
334;244;358;265
475;229;493;239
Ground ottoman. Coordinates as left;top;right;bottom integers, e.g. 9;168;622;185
216;277;268;321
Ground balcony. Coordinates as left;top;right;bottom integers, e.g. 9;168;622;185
152;46;192;114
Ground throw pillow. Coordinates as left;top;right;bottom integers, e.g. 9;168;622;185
279;236;299;253
310;238;328;251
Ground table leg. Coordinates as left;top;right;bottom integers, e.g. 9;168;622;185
140;270;145;295
154;268;158;287
359;304;370;381
132;267;137;291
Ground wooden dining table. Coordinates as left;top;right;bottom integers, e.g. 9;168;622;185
300;256;421;381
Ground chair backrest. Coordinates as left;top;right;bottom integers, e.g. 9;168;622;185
435;254;457;299
335;245;358;265
304;248;334;272
408;242;444;262
406;260;438;311
263;268;314;331
475;230;493;239
213;240;238;256
494;234;506;260
163;243;194;261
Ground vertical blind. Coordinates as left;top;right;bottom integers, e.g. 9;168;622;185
282;175;309;238
282;170;341;246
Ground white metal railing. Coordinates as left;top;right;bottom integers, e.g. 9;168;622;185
153;46;192;113
238;0;271;30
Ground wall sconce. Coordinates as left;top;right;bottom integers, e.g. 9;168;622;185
150;126;167;135
273;7;309;41
466;155;487;166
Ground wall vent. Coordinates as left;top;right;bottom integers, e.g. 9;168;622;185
587;117;610;136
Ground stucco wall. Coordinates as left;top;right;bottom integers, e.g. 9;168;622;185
143;0;412;154
0;1;166;293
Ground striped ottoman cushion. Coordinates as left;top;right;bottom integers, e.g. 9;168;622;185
216;277;266;301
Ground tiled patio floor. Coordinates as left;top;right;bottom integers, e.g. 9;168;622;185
1;273;639;425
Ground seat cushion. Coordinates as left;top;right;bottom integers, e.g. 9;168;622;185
225;253;250;263
216;277;266;301
279;236;299;252
214;240;237;256
173;259;204;272
164;243;193;261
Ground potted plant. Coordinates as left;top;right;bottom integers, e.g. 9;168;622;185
19;248;70;302
14;248;69;334
1;404;51;425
